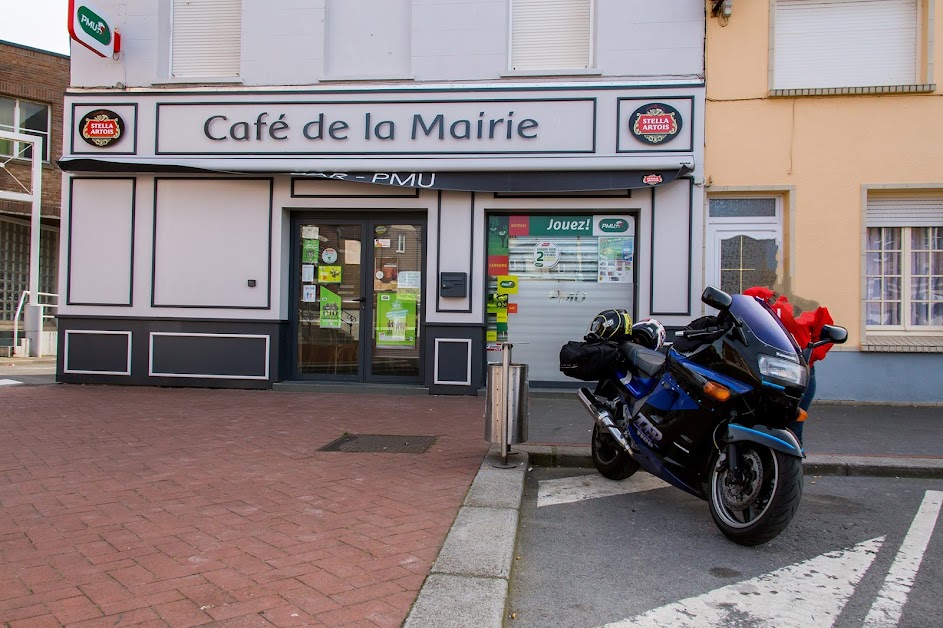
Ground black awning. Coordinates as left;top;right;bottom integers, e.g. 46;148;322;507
57;158;692;193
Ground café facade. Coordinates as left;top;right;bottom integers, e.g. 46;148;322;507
57;83;705;393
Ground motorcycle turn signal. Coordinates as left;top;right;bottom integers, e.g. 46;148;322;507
703;381;731;402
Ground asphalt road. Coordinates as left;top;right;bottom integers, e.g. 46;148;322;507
0;359;56;386
508;468;943;628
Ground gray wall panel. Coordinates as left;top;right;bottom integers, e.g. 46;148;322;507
150;334;269;379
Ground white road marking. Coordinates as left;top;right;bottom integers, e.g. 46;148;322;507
0;379;23;386
599;537;885;628
863;490;943;627
537;472;669;508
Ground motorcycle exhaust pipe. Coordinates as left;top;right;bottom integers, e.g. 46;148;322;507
577;387;634;455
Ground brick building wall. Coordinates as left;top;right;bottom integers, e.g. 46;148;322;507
0;40;70;219
0;41;69;323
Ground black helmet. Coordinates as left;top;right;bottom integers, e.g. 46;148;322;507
587;309;633;341
631;319;666;351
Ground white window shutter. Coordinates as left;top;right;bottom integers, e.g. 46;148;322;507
774;0;917;89
172;0;242;78
511;0;592;71
867;197;943;228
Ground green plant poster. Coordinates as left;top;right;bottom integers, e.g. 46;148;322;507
302;239;320;263
376;293;416;347
319;287;341;329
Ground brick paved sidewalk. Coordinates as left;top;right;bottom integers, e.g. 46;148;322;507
0;386;489;627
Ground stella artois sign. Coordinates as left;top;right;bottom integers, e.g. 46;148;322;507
642;174;664;186
79;109;124;147
630;103;682;145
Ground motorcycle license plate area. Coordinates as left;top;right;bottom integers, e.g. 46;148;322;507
486;214;636;382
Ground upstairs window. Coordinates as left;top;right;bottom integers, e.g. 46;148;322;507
773;0;919;90
172;0;242;79
0;97;50;161
866;196;943;330
510;0;593;72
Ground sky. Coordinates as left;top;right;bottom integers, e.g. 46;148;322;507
0;0;71;55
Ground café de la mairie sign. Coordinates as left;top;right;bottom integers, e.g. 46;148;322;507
152;97;689;156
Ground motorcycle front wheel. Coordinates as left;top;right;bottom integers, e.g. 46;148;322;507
591;423;640;481
708;443;803;546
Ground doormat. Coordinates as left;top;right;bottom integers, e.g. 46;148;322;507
318;434;437;454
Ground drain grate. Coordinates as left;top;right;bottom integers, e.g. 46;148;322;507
318;434;437;454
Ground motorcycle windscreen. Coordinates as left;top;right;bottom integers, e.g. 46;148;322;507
729;294;799;354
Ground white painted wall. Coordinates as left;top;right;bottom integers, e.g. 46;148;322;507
69;0;705;88
67;179;135;305
152;179;272;308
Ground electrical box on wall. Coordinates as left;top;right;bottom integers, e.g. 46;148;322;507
440;272;467;298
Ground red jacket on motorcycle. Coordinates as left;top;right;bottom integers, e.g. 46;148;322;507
743;287;834;366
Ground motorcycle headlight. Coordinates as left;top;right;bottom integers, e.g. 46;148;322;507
758;355;807;387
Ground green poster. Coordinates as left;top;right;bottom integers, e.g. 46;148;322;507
319;287;341;329
302;239;320;263
376;292;417;347
488;216;509;256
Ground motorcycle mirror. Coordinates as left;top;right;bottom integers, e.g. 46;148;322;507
702;286;733;311
818;325;848;345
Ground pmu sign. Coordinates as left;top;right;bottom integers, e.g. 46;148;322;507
68;0;121;58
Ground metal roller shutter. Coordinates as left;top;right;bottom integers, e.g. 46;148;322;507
867;197;943;227
773;0;917;90
511;0;592;71
172;0;242;78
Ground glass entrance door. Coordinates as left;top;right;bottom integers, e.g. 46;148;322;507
292;216;424;382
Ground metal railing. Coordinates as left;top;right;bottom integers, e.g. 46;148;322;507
12;290;58;356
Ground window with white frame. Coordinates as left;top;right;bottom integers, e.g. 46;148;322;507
0;97;50;161
171;0;242;79
773;0;919;90
865;196;943;330
706;197;783;295
510;0;593;72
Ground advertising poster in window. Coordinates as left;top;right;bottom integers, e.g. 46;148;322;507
397;270;421;301
302;239;320;263
318;265;342;283
319;287;341;329
376;293;417;348
597;237;634;283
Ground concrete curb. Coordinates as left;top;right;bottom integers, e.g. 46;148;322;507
404;445;527;628
519;444;943;479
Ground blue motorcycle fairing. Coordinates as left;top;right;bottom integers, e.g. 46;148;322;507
726;423;804;458
614;370;658;400
674;356;753;395
623;422;703;498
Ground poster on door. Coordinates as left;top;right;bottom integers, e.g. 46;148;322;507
302;239;320;263
319;287;341;329
376;293;416;347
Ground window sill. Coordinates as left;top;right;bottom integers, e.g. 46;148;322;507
862;335;943;353
501;68;602;78
153;77;244;86
769;84;936;98
319;75;415;82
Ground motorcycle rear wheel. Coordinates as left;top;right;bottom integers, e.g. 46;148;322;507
591;423;640;481
708;443;803;546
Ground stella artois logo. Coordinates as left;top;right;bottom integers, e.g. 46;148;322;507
79;109;124;147
630;103;683;145
642;174;663;186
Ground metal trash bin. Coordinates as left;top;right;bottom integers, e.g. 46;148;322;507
485;363;529;445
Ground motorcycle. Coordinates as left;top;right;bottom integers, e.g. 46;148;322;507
560;287;847;546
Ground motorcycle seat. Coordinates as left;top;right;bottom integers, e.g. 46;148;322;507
620;343;666;378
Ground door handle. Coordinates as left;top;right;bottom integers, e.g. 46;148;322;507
352;297;367;303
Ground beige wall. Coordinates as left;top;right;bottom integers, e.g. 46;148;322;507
704;0;943;345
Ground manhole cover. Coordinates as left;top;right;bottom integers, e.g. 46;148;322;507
318;434;437;454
